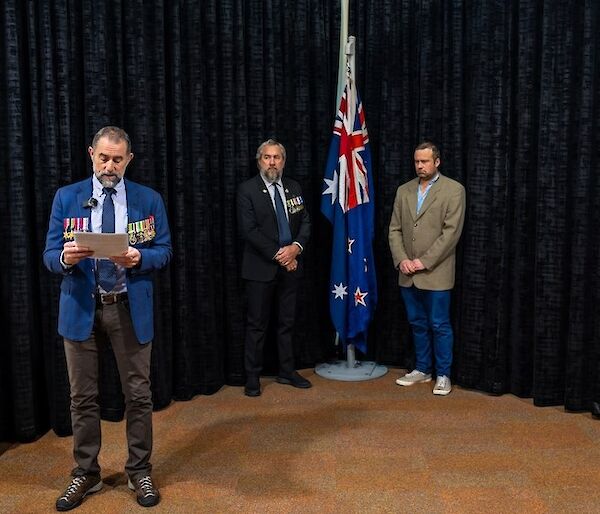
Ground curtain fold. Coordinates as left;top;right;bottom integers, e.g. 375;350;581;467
1;0;598;442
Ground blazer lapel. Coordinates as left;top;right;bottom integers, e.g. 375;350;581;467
255;175;277;224
125;179;140;224
282;180;294;205
406;180;418;222
415;177;440;221
282;180;295;230
76;179;94;226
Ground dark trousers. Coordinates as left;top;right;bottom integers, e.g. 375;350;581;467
64;300;153;480
244;269;298;379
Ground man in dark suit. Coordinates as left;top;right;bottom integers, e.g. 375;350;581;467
44;126;172;510
237;139;312;397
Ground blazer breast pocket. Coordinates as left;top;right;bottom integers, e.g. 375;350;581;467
286;195;305;215
128;215;156;245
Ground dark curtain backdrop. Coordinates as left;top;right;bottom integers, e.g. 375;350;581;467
1;0;598;442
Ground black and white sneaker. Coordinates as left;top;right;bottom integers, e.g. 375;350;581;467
56;475;102;511
128;475;160;507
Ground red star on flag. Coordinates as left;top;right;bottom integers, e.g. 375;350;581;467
354;286;368;307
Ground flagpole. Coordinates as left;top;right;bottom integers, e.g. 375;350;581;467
344;35;357;371
336;0;350;107
346;36;355;89
315;31;387;381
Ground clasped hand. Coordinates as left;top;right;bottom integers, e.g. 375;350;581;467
275;244;300;272
399;258;425;275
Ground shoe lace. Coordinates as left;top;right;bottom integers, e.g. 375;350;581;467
137;476;156;497
436;376;448;388
60;476;86;499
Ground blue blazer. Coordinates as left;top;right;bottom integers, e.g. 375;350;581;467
43;178;172;343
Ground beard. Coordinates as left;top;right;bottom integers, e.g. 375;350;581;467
261;166;282;183
94;168;123;188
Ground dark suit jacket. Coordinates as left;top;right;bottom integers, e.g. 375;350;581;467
43;177;172;343
237;174;310;281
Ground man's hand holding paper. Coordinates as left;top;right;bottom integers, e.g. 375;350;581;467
74;232;129;259
111;246;142;268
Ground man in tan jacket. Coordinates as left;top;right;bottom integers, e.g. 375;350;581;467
388;142;465;395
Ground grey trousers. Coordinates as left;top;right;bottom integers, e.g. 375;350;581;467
64;300;153;480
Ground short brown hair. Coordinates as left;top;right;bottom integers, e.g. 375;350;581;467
415;141;440;161
91;126;132;154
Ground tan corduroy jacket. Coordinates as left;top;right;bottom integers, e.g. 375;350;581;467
388;174;466;291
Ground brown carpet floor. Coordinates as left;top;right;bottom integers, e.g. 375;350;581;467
1;369;599;513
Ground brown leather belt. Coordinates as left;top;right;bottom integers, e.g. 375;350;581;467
97;292;128;305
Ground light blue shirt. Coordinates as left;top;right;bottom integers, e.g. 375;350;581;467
91;175;128;293
417;173;440;214
259;173;304;254
260;174;289;220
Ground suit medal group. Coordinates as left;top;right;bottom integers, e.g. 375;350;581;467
63;217;89;241
286;195;305;215
128;215;156;245
62;215;156;244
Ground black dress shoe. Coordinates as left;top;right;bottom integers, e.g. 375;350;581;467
276;371;312;389
244;377;261;397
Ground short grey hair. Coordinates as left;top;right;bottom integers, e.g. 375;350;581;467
255;139;286;162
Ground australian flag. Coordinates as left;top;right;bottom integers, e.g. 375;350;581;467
321;72;377;355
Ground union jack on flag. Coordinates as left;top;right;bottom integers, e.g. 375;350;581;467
321;70;377;354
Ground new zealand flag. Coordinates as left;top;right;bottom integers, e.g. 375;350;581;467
321;72;377;355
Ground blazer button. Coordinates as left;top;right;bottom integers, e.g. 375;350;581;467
412;237;415;241
414;223;418;227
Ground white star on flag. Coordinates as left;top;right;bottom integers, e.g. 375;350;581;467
347;238;355;254
354;286;368;307
322;170;339;205
332;282;348;300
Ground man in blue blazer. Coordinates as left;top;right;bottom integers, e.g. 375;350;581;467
237;139;312;397
44;126;171;511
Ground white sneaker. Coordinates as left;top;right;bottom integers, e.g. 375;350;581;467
396;370;432;386
433;375;452;395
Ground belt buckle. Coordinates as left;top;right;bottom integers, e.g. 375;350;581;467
100;293;118;305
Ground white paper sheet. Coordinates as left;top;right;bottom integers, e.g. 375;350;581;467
74;232;129;259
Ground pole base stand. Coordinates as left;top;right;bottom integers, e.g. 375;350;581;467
315;361;388;381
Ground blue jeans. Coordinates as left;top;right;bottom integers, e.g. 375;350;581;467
400;286;453;377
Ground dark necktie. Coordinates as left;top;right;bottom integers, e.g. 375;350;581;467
97;187;117;292
273;183;292;246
